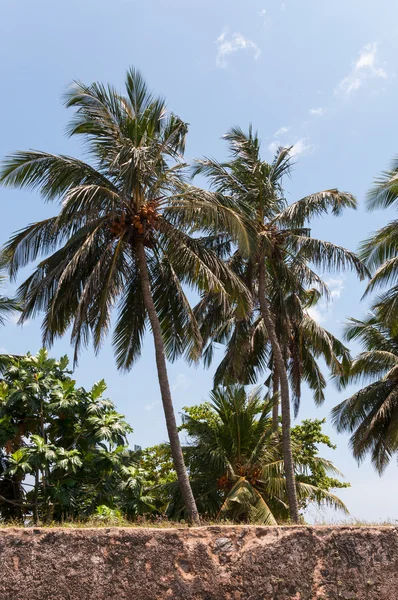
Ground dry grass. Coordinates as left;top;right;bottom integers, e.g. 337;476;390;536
0;516;397;529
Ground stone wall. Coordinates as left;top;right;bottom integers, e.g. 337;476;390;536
0;526;397;599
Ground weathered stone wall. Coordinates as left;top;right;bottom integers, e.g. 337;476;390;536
0;526;397;599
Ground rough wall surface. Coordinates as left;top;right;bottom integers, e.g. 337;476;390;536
0;526;397;599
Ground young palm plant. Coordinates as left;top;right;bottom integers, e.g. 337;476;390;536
332;311;398;473
174;385;347;523
193;127;367;521
0;69;250;524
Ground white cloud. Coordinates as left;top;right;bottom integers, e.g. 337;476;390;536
337;77;362;96
355;44;385;74
269;136;313;158
172;373;192;393
281;3;286;11
307;278;345;323
258;8;267;23
216;31;261;68
327;277;344;300
307;305;325;324
310;107;325;116
274;125;290;137
144;400;159;411
270;126;314;159
268;140;279;154
335;43;387;96
290;138;312;157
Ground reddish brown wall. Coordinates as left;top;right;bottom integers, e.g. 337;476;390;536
0;526;397;599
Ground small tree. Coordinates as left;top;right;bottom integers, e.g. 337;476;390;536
163;386;348;522
0;350;153;523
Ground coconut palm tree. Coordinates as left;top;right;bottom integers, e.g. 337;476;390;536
0;270;19;326
0;68;250;524
359;156;398;328
331;311;398;473
172;385;348;523
193;127;367;521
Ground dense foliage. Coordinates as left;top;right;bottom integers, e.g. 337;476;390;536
175;387;348;523
0;352;349;524
0;350;155;523
136;387;348;523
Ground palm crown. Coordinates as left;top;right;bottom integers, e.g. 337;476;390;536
332;311;398;473
0;69;246;366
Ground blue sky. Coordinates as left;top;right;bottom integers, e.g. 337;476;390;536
1;0;398;522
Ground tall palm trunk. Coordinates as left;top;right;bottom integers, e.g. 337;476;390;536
33;469;39;525
40;398;51;523
272;368;279;434
135;237;200;525
258;258;299;523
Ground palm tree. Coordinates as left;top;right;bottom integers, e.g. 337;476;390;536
0;68;249;524
359;156;398;328
193;127;366;521
0;269;19;326
174;385;347;523
331;311;398;473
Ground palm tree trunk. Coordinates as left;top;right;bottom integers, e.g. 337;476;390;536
272;368;279;434
258;258;299;523
33;469;39;525
40;398;51;523
135;237;200;525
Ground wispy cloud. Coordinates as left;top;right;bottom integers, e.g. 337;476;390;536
290;138;313;157
335;43;387;96
307;278;345;323
328;278;344;299
270;123;314;159
268;140;280;154
274;125;290;137
269;136;313;158
309;107;325;116
144;400;159;412
258;8;267;24
172;373;192;393
306;304;325;324
216;31;261;68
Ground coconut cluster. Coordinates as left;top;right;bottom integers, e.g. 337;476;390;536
132;203;159;234
109;203;160;238
217;465;262;490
